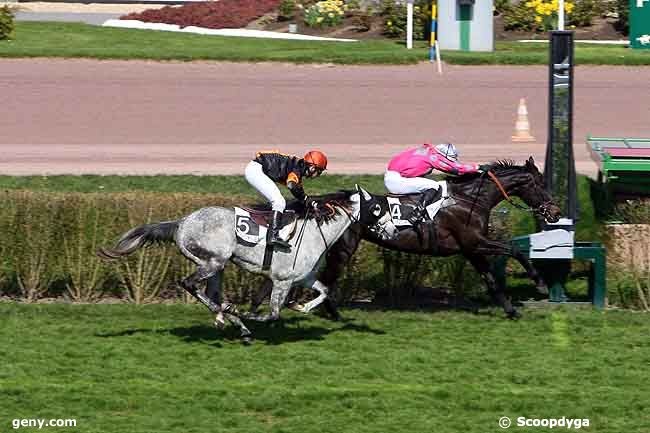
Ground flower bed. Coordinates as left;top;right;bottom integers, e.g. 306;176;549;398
121;0;282;30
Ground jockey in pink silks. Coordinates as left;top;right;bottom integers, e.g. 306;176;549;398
385;143;487;224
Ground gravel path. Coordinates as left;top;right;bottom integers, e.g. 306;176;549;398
1;59;649;176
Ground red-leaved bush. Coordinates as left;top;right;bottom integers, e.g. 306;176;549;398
121;0;282;29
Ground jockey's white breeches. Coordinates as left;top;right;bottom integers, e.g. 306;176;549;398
384;170;441;195
245;161;286;212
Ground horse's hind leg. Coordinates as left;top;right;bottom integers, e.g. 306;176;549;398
468;254;519;319
205;274;253;341
180;259;224;314
206;273;226;328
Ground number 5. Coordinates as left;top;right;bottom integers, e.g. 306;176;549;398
237;216;251;234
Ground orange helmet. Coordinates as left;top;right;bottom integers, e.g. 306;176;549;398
304;150;328;170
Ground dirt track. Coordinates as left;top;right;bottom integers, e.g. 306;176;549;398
1;59;649;176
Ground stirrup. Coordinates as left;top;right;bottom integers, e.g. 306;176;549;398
269;235;291;251
407;207;425;225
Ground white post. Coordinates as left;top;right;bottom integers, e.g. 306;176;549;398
406;0;414;49
435;41;442;75
558;0;565;30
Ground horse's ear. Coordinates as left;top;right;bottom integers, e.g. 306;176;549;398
356;184;372;201
526;156;535;167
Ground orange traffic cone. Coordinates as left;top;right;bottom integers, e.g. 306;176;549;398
511;98;535;142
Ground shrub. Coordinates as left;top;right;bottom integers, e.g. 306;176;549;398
304;0;347;28
503;1;536;31
278;0;297;21
60;195;115;302
614;0;629;34
8;192;61;301
494;0;512;16
0;4;16;40
503;0;585;32
380;0;430;40
567;0;600;27
606;223;650;311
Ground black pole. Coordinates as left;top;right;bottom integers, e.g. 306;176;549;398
545;30;577;224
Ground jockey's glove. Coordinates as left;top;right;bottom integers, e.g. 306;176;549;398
304;196;319;210
478;164;491;172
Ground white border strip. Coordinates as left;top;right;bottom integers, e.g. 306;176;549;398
103;19;358;42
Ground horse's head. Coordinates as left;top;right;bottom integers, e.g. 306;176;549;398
353;184;398;240
490;157;561;223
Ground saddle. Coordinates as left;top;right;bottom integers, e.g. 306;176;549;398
234;207;299;247
386;182;452;226
240;208;297;229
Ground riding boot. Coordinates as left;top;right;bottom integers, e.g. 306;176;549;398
407;188;442;225
267;211;292;251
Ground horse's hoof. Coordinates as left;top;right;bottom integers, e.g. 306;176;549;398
536;282;549;295
507;310;522;320
241;335;253;345
287;301;304;312
214;313;225;330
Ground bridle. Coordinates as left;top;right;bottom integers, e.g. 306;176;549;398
486;171;555;219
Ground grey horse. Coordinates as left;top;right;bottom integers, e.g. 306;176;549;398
98;186;397;342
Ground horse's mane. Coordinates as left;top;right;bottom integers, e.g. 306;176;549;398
446;159;524;184
249;190;355;222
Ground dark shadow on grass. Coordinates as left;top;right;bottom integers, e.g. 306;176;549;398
95;315;384;346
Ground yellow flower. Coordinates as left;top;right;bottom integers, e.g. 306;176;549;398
387;20;392;26
535;16;543;23
317;16;324;23
328;12;334;17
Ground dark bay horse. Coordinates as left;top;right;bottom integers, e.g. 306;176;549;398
255;157;562;319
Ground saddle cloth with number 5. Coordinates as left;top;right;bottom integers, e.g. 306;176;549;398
233;207;298;247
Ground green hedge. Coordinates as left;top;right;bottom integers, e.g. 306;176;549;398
0;190;486;305
2;188;646;309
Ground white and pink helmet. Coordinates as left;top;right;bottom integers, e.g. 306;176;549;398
435;143;459;161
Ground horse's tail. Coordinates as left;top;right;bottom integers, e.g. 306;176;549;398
97;220;179;260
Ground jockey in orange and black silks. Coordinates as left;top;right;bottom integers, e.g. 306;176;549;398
245;150;328;250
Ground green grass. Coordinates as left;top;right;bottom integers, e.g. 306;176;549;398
443;41;650;66
2;22;650;65
0;22;426;64
0;304;648;433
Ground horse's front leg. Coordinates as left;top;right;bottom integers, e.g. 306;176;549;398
240;280;291;322
467;254;520;319
296;280;330;314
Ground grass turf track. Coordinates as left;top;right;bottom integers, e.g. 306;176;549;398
1;304;648;433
